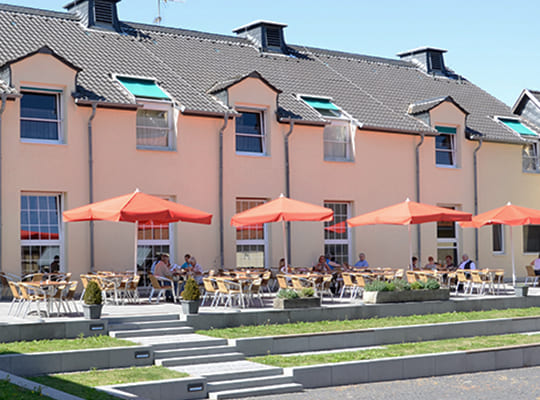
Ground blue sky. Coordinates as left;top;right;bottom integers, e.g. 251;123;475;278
5;0;539;107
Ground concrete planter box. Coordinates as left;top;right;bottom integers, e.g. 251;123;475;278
363;289;450;304
273;297;321;309
514;286;529;297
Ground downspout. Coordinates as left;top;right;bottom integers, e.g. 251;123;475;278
415;131;425;262
218;112;229;269
473;135;483;263
0;94;6;272
87;102;97;272
283;120;294;263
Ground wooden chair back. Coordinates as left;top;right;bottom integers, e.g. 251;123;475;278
276;274;290;290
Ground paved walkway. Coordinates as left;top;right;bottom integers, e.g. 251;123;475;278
242;366;540;400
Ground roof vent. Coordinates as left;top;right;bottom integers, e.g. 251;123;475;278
233;20;288;54
397;47;447;75
64;0;121;31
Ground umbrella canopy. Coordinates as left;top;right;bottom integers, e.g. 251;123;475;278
324;221;347;234
459;202;540;286
347;198;472;268
63;190;212;273
231;194;333;267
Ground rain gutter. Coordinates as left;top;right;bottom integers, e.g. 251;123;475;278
0;94;6;271
473;136;483;263
218;112;229;269
283;120;295;262
87;102;97;272
415;131;425;262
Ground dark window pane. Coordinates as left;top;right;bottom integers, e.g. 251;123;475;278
21;120;59;140
435;135;452;150
437;221;456;238
524;225;540;253
236;112;261;135
21;93;58;119
492;224;503;252
236;135;262;153
436;151;453;165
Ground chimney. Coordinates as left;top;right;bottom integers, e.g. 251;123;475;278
64;0;121;31
233;20;288;54
397;47;447;75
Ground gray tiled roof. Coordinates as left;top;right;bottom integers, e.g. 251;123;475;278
0;3;535;144
408;96;468;116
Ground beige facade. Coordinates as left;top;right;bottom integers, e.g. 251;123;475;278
2;51;539;282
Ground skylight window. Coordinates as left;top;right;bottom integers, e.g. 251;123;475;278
117;76;169;100
498;117;537;136
301;96;342;118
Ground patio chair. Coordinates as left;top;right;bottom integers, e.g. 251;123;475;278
259;270;272;294
79;274;90;301
353;274;369;298
245;278;263;307
62;281;79;313
0;272;19;299
340;273;358;299
123;275;140;303
455;270;471;295
524;265;539;287
276;274;291;290
18;283;49;318
317;275;334;299
201;277;218;307
493;269;505;294
291;276;316;291
8;282;24;316
406;271;418;284
469;271;487;295
148;274;175;303
215;278;245;308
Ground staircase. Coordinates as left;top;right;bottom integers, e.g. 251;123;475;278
108;314;303;399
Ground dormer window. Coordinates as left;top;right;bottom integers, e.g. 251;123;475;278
435;126;457;167
496;117;537;137
301;96;342;118
20;89;63;143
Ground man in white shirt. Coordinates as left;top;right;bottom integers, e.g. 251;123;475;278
458;254;476;270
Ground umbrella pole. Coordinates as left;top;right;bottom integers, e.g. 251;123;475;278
282;220;288;268
510;225;516;287
408;224;413;270
134;221;139;276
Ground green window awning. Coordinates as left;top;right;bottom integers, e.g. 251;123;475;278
435;126;457;134
301;97;340;111
499;118;537;136
117;77;169;100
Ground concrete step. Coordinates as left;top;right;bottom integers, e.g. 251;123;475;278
104;314;179;324
137;335;228;351
173;361;283;382
154;345;234;359
156;352;245;367
109;326;194;338
208;383;303;399
108;319;189;332
207;375;296;392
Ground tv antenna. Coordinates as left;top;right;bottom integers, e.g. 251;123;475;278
155;0;185;25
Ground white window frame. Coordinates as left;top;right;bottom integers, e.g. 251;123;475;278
235;198;268;268
136;100;174;150
324;201;352;264
323;119;354;162
235;109;267;156
522;143;540;173
492;224;504;254
436;204;460;265
20;192;64;275
435;126;457;168
20;88;64;144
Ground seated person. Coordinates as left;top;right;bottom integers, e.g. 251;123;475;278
410;256;419;270
154;253;172;278
326;254;341;270
180;253;191;269
313;255;332;274
354;252;369;268
50;255;60;273
458;254;476;270
531;254;540;276
444;255;456;271
279;258;293;274
424;256;437;271
188;257;204;284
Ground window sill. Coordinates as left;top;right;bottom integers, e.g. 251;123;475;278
522;169;540;174
436;164;459;169
492;252;505;256
236;152;269;158
136;146;176;152
324;158;354;163
21;139;64;145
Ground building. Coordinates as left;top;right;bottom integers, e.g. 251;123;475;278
0;0;539;280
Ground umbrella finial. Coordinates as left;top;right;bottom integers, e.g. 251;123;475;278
135;188;140;193
507;201;512;206
279;193;285;198
405;197;411;202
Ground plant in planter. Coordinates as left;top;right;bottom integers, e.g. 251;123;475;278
82;280;103;319
363;278;448;304
274;288;320;309
180;278;201;314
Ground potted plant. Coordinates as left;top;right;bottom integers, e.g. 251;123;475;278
273;288;321;309
514;284;529;297
82;280;103;319
181;278;201;314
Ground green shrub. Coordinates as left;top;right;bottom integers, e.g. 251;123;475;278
393;279;411;291
83;280;102;305
181;278;200;301
424;279;441;290
365;280;395;292
410;281;425;290
299;287;315;298
277;289;299;299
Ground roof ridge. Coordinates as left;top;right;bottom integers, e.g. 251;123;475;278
0;3;78;20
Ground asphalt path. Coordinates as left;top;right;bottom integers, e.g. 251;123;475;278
242;366;540;400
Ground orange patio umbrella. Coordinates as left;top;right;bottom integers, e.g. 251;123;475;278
347;198;472;268
459;202;540;286
324;221;347;234
63;189;212;273
231;194;334;267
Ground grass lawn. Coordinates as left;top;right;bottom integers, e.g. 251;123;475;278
0;380;54;400
0;335;134;355
199;307;540;339
31;366;189;400
249;333;540;367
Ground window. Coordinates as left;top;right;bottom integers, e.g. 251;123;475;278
236;198;267;267
324;202;351;265
136;103;173;149
20;91;62;142
137;221;171;285
523;225;540;253
20;194;62;275
435;126;457;167
492;224;504;253
498;117;537;137
523;143;539;172
302;97;342;118
324;121;353;161
436;205;458;265
235;111;265;154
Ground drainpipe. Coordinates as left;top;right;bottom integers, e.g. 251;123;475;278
473;135;483;263
218;112;229;269
87;102;97;272
283;120;294;263
415;131;425;262
0;94;6;272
